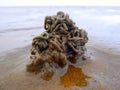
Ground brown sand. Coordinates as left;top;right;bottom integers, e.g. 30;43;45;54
0;43;120;90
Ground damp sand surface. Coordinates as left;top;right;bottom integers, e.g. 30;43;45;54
0;7;120;90
0;42;120;90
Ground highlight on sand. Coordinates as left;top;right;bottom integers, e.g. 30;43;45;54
26;11;88;81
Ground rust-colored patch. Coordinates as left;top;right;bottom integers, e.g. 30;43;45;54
60;65;90;87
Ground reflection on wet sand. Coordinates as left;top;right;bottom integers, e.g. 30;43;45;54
60;65;90;87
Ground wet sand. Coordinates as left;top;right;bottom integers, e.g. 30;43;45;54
0;6;120;90
0;41;120;90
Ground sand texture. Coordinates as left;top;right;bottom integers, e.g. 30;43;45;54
0;42;120;90
0;7;120;90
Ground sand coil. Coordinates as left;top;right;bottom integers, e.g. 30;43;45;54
26;11;88;80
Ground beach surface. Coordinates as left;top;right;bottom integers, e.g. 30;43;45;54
0;7;120;90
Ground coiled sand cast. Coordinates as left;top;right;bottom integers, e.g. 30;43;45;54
26;11;88;81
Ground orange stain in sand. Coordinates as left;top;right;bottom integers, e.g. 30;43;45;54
60;65;90;87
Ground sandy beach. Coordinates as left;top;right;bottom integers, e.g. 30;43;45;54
0;36;120;90
0;7;120;90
